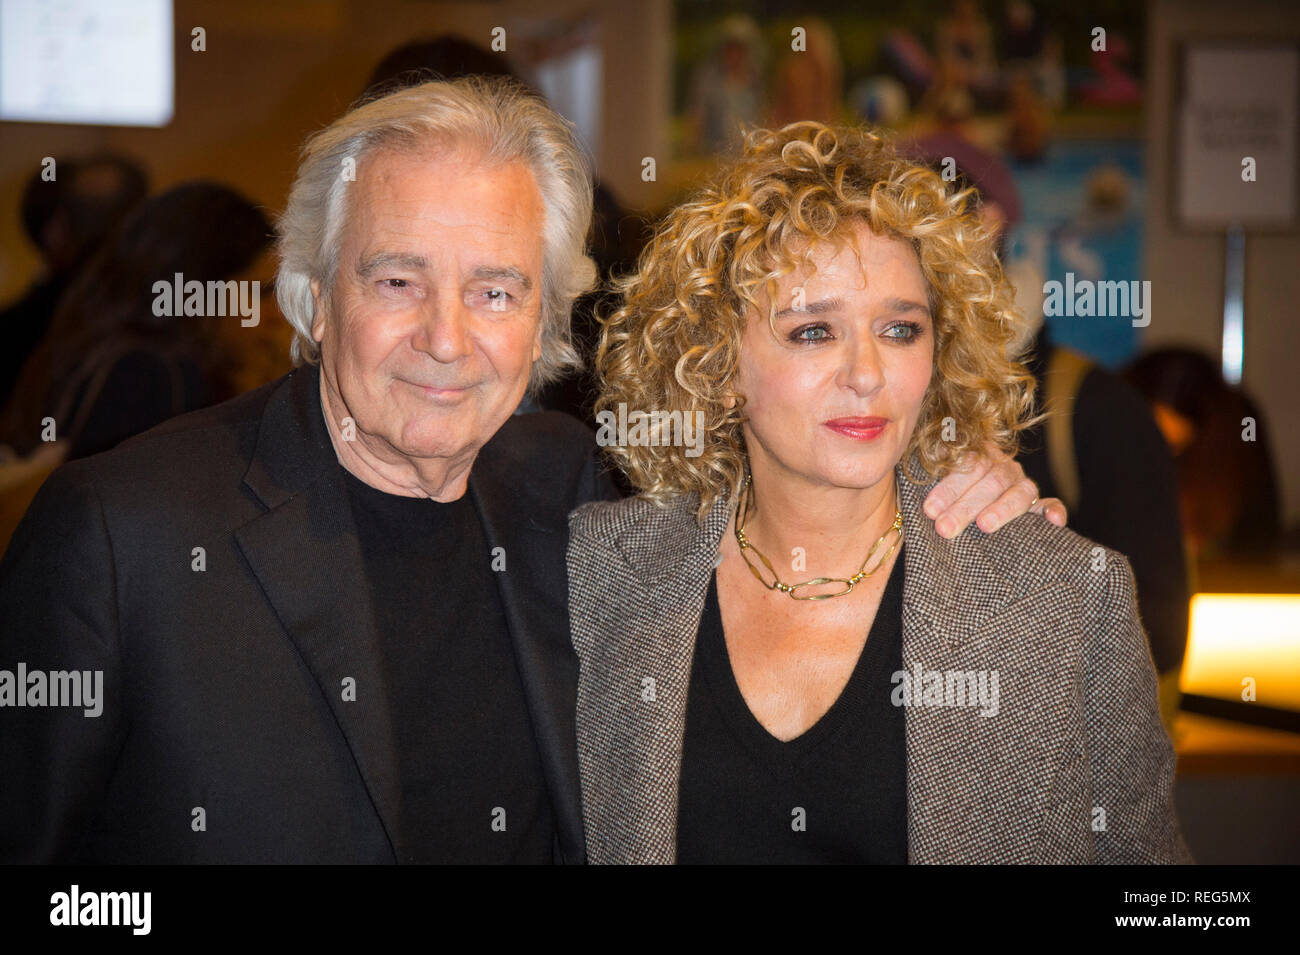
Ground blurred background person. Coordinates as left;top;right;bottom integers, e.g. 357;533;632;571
686;14;765;156
2;181;272;462
0;182;274;549
0;153;148;409
997;0;1065;112
766;18;843;129
917;52;979;125
1126;348;1282;567
1003;71;1050;163
362;33;524;100
934;0;1000;109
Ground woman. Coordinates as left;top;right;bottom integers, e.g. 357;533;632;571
1;182;273;460
567;122;1191;864
0;183;274;555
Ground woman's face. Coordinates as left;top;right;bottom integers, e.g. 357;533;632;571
734;221;935;492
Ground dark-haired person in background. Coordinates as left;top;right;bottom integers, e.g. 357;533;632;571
1125;348;1281;565
1;182;273;462
0;153;148;409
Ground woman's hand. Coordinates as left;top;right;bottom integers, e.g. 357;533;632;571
923;441;1068;538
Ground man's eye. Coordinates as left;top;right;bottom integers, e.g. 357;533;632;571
791;323;831;343
482;287;514;309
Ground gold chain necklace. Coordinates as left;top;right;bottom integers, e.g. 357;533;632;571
732;472;903;601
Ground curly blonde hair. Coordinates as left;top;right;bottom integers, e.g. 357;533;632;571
596;121;1041;517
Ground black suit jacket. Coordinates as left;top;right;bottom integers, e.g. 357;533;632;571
0;363;615;863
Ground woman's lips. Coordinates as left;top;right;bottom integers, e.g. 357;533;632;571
823;417;888;440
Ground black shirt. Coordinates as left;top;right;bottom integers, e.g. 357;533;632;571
343;468;556;863
677;545;908;864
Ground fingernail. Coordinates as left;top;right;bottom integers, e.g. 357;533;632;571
936;517;954;537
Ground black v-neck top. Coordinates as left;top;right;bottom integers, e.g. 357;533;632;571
676;544;908;864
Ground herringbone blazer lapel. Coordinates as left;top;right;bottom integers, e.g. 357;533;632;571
568;491;731;863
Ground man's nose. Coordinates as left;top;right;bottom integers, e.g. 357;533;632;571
412;295;473;364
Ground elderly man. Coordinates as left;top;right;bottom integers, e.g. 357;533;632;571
0;77;1058;864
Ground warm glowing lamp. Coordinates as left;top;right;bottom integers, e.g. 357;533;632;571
1182;594;1300;712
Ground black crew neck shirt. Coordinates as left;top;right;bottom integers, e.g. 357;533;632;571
677;544;908;864
342;468;555;863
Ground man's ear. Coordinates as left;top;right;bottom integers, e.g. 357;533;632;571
310;278;326;342
531;317;544;364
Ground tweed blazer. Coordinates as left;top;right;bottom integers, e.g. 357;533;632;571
566;457;1194;864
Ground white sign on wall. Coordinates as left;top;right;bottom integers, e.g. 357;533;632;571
1176;45;1299;229
0;0;174;127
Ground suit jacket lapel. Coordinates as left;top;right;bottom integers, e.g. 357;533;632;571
469;436;587;864
573;492;732;864
233;365;402;861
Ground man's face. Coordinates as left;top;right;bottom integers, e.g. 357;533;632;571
312;146;546;470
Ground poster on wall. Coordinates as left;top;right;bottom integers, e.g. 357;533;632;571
670;0;1149;367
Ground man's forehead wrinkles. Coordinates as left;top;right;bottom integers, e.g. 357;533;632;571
362;206;524;238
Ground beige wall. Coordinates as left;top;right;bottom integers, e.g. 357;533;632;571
1146;0;1300;526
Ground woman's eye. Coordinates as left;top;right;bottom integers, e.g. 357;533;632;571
791;323;831;343
379;278;409;290
884;321;922;341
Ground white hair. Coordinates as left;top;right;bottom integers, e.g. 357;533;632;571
275;75;596;391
